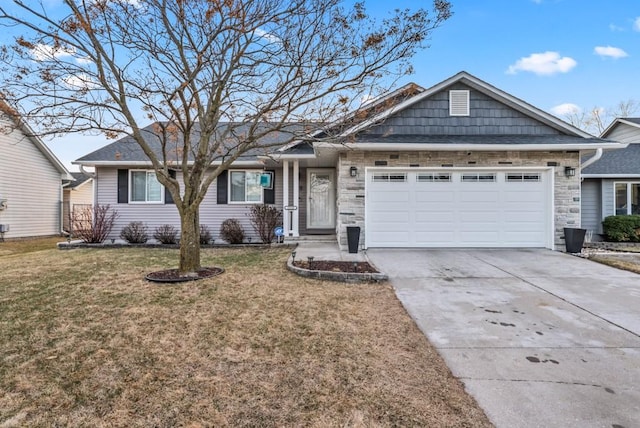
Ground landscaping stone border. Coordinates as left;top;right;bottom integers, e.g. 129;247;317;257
585;242;640;251
286;255;387;284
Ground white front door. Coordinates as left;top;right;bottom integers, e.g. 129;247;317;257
307;168;335;229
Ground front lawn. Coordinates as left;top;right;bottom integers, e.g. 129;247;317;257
0;244;490;427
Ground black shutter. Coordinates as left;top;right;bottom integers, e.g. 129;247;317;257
165;169;176;204
117;169;128;203
264;170;276;204
217;170;228;204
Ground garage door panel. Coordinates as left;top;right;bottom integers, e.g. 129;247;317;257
368;191;409;203
458;191;500;203
366;169;550;248
414;191;455;203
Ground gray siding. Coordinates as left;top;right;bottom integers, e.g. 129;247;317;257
601;179;616;219
581;179;602;234
606;123;640;144
97;167;283;242
363;83;562;136
0;114;63;238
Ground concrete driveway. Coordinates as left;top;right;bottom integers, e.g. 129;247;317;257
366;248;640;428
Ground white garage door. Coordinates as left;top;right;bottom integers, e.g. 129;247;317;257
365;169;551;248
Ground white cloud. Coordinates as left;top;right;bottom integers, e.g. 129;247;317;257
30;43;94;65
506;51;577;76
63;73;99;90
609;23;625;32
254;28;281;44
594;46;628;59
550;103;581;116
30;43;76;61
634;17;640;31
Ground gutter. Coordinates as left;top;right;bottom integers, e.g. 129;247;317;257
314;142;626;152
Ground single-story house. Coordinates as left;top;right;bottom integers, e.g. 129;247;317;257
0;101;73;239
62;172;94;234
75;71;625;250
581;118;640;239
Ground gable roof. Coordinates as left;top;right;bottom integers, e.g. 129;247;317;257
75;122;311;166
336;71;594;139
583;117;640;176
0;100;72;180
601;117;640;138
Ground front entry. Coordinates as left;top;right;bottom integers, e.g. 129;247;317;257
307;168;335;229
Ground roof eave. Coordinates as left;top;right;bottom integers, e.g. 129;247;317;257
73;159;265;167
581;173;640;178
314;141;626;152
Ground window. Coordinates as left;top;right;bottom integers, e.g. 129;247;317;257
615;182;640;215
371;173;407;183
130;170;163;203
461;173;496;182
417;173;451;182
449;90;470;116
506;172;541;182
230;170;263;203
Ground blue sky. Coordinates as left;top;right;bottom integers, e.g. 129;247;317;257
13;0;640;170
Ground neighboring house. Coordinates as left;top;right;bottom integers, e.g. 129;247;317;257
75;72;623;250
581;118;640;239
0;101;73;239
62;172;94;233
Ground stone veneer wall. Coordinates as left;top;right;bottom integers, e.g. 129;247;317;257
336;150;581;251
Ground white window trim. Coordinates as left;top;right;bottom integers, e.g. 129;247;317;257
449;90;470;116
228;170;264;204
613;181;640;215
129;169;164;204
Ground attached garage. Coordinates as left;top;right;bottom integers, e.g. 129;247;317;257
365;168;553;248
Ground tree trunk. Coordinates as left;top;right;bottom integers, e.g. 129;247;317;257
179;207;201;275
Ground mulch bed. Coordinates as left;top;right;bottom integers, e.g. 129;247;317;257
293;260;379;274
145;266;224;283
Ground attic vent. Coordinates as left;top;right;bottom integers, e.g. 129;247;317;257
449;90;470;116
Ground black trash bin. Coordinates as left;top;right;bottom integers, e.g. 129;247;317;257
346;226;360;254
564;227;586;253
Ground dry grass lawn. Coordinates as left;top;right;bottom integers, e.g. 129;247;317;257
0;240;491;427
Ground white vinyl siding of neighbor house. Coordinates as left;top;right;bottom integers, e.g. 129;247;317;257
63;180;94;232
580;179;602;234
0;116;63;238
96;167;283;241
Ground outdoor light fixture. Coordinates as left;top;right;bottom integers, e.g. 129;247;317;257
564;166;576;177
350;166;358;177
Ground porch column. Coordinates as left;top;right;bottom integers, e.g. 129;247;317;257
292;160;300;237
282;160;290;236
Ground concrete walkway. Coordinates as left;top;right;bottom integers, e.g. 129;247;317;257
367;248;640;428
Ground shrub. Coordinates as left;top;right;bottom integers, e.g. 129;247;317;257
602;215;640;242
248;204;282;244
219;218;245;244
154;224;178;244
200;224;213;245
72;204;119;243
120;221;148;244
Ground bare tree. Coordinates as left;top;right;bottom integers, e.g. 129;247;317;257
0;0;451;274
563;99;639;136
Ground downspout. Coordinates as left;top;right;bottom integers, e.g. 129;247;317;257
61;181;71;235
580;148;603;174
